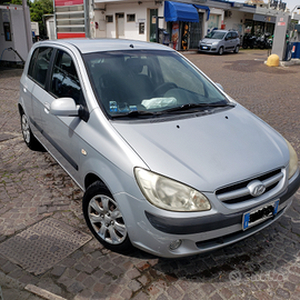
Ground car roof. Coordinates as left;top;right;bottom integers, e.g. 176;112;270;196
35;38;174;54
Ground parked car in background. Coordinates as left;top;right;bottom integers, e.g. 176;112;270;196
199;29;240;55
19;39;300;258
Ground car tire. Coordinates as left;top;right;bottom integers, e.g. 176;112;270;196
20;110;42;150
234;45;240;53
82;181;133;254
218;47;224;55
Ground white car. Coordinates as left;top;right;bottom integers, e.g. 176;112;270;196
19;39;300;258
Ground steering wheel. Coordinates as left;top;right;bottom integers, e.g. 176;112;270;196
152;82;178;97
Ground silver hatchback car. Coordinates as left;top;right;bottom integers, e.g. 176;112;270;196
199;30;240;55
19;39;300;258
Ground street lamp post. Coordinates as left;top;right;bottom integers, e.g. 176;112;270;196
22;0;33;52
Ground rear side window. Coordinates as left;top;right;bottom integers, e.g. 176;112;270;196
50;50;83;105
28;47;53;87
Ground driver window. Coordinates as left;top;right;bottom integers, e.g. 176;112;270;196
50;50;84;105
157;56;205;96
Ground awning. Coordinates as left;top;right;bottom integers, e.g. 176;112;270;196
193;4;210;21
164;1;199;23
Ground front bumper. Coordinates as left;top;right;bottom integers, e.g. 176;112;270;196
198;45;218;53
145;170;300;235
117;170;300;258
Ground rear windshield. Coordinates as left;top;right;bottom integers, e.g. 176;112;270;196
83;50;229;119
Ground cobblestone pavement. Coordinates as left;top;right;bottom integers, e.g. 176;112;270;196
0;50;299;300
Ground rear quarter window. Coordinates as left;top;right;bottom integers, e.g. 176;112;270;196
28;47;53;87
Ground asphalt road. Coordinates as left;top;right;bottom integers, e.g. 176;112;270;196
0;49;299;300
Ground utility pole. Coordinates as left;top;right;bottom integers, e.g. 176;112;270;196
22;0;33;52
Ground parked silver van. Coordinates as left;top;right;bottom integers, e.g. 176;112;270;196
19;39;300;258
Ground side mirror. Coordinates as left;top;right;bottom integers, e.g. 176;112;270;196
50;98;80;117
215;83;224;91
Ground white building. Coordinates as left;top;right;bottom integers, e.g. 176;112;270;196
89;0;256;49
51;0;292;50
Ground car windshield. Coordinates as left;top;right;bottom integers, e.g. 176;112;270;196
83;50;230;119
205;31;226;40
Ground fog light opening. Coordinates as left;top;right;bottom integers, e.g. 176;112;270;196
169;239;182;251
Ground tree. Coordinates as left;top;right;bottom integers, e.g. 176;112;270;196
30;0;53;36
8;0;53;37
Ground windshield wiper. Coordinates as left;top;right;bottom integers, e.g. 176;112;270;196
161;102;235;113
111;110;161;118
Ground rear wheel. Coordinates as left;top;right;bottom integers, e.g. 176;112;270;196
20;110;41;150
234;45;240;53
83;181;133;254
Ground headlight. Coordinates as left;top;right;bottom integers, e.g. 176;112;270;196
285;139;299;179
135;168;211;212
212;42;219;46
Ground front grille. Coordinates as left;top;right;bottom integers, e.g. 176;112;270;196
216;169;284;204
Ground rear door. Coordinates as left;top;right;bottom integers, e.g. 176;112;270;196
23;47;53;136
224;32;233;51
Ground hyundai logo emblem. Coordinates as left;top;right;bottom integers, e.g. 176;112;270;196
247;180;266;197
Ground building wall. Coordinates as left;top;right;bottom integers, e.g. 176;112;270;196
204;8;224;36
223;10;246;36
93;1;164;41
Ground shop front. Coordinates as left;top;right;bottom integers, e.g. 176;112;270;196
164;1;207;50
245;14;276;36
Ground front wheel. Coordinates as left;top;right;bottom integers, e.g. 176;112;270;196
83;181;133;254
218;46;224;55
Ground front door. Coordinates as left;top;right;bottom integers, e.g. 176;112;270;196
116;13;124;38
43;49;86;182
190;13;203;49
149;9;158;42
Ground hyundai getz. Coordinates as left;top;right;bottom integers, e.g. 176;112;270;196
19;39;300;257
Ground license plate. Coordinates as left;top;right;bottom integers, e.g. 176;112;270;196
242;200;279;230
202;46;208;49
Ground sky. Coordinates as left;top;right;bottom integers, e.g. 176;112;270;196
284;0;300;11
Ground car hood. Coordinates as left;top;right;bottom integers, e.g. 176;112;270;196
201;38;221;44
112;105;289;192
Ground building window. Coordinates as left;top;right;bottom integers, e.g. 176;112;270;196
106;15;113;23
127;14;135;22
139;22;145;34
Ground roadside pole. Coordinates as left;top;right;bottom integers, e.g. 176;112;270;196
272;13;290;60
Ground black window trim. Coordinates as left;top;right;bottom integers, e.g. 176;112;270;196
49;47;90;122
28;45;89;122
27;46;55;89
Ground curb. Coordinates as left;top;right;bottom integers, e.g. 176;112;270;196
25;284;67;300
0;271;66;300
